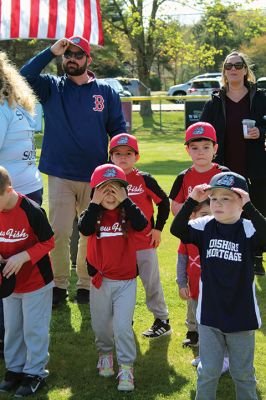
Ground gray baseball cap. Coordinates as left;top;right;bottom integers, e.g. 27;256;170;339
208;172;249;192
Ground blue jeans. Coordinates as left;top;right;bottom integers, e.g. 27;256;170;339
3;286;53;377
196;324;257;400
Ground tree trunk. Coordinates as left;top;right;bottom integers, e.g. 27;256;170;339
137;57;152;117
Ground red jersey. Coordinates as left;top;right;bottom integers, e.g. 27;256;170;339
78;198;148;287
169;163;229;203
126;169;169;250
178;242;200;300
0;194;54;293
87;209;138;280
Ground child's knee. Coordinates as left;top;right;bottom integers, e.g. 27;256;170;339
197;362;222;381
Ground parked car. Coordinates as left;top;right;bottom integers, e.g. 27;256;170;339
167;72;222;99
115;77;150;96
187;77;221;96
257;77;266;92
100;78;131;97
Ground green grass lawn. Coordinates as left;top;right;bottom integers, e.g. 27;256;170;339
1;112;265;399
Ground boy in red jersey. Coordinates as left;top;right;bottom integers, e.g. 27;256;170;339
170;122;229;347
0;166;54;397
110;134;171;339
78;164;147;391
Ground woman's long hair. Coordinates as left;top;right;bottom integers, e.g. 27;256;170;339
0;51;37;115
221;51;256;88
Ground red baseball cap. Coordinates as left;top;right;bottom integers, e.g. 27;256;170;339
109;134;139;154
68;36;90;57
185;122;217;145
90;164;128;188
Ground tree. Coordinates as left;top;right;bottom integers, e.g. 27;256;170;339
0;39;57;71
157;20;222;84
101;0;169;116
191;0;241;69
241;35;266;78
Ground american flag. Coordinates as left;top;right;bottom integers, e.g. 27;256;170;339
0;0;104;45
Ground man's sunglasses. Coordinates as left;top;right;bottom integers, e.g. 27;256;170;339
224;62;245;70
63;50;86;60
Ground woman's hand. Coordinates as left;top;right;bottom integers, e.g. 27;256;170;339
247;127;260;139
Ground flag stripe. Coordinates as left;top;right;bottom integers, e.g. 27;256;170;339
47;0;58;38
1;0;12;39
55;0;67;38
96;0;103;45
83;0;91;41
65;0;75;38
0;0;103;44
10;0;20;38
73;0;84;37
29;0;40;37
38;0;50;38
89;0;97;44
20;0;31;38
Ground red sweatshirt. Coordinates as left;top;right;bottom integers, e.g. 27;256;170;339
0;194;54;293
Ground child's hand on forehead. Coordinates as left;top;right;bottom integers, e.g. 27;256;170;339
91;185;110;204
231;188;250;206
190;184;210;202
109;183;127;203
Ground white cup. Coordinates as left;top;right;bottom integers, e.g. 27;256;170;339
242;119;256;139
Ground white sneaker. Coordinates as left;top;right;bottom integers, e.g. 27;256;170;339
97;353;114;377
191;356;200;367
221;357;229;374
117;365;134;391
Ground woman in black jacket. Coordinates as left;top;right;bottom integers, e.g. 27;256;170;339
201;51;266;275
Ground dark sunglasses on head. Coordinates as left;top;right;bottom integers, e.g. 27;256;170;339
224;62;245;70
63;50;86;60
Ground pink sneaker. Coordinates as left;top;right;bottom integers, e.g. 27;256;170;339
97;353;114;377
117;365;134;391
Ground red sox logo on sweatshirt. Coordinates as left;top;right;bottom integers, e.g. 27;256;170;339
93;95;104;112
0;228;29;242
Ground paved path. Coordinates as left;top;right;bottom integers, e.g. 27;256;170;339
132;103;184;111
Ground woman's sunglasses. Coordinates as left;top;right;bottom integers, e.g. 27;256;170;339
224;62;245;70
63;50;86;60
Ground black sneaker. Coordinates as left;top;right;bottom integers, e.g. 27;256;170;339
254;257;265;276
14;375;45;397
75;289;90;304
182;331;199;347
52;287;68;307
0;371;23;393
142;318;172;339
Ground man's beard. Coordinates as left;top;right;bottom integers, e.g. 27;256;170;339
63;59;88;76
